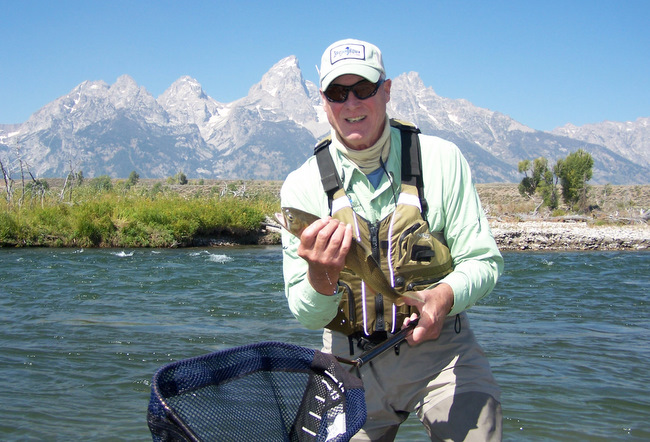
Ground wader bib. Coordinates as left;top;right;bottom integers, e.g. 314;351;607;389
314;120;454;343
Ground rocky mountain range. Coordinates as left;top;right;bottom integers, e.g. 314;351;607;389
1;56;648;184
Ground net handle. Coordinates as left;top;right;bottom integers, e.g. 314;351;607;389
336;318;419;368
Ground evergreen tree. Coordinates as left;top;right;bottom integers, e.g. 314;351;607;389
127;171;140;187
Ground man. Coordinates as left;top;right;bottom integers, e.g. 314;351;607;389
280;38;504;441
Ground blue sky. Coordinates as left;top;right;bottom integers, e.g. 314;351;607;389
2;0;648;131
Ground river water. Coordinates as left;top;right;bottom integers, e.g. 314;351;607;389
1;247;648;441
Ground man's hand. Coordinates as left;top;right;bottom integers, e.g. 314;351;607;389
297;217;352;295
402;283;454;345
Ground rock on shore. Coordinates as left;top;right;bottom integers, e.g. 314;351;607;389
264;218;649;251
490;220;650;251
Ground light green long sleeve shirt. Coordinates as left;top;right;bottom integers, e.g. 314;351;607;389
280;126;504;330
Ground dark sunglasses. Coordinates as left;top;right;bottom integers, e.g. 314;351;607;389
324;78;385;103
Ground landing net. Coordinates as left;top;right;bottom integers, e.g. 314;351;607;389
147;341;366;441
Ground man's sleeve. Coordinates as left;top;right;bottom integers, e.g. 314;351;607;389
422;137;504;315
279;165;343;329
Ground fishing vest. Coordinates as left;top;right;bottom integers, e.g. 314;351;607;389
315;120;454;337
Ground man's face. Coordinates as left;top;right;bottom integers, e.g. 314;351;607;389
321;74;391;151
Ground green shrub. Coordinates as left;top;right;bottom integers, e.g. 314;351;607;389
90;175;113;192
0;179;280;247
72;200;116;246
0;212;19;245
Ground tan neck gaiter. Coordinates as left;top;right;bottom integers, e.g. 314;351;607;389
331;116;391;174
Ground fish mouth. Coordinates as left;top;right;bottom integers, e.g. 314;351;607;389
274;212;286;229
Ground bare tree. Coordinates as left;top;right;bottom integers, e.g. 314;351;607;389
60;159;83;202
19;158;26;205
26;170;49;208
0;157;14;205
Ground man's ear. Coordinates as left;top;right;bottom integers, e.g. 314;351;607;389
383;79;392;103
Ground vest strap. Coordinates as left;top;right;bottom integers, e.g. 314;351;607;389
391;119;428;218
314;137;341;206
331;194;352;216
396;192;421;210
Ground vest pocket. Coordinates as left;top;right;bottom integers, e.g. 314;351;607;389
393;220;454;290
325;281;356;336
396;221;439;267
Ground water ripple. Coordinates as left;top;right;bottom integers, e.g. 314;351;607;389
0;248;648;440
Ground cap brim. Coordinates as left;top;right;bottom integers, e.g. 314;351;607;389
321;65;382;91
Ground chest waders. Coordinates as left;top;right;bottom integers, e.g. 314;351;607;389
314;120;454;352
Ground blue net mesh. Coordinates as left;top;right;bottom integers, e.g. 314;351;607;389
148;342;366;441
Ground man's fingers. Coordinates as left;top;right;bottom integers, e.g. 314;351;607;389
298;219;352;269
340;223;353;253
300;217;330;243
328;222;353;260
403;312;419;327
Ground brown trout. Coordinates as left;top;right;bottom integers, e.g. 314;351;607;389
275;207;423;306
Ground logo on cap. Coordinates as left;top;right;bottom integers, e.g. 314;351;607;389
330;44;366;65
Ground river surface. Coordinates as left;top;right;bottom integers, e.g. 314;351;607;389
1;247;648;441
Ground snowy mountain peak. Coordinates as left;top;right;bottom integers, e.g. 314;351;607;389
157;76;228;141
397;71;436;95
1;58;647;183
72;79;110;96
159;76;208;102
552;117;650;169
109;74;143;98
252;55;306;98
242;55;326;136
272;55;300;71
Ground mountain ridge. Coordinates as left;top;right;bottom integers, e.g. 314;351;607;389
1;56;648;184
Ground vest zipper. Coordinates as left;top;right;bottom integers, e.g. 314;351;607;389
368;221;385;332
369;221;380;264
375;293;385;331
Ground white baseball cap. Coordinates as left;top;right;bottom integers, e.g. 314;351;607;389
319;39;385;91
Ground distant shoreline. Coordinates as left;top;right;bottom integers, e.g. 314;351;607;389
489;220;649;251
214;218;649;252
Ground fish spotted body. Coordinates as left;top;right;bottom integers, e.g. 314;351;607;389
275;207;423;306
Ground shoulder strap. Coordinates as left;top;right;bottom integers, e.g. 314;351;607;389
314;120;427;217
314;136;340;208
389;119;428;218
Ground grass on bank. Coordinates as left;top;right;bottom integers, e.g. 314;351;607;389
0;179;281;248
1;178;648;248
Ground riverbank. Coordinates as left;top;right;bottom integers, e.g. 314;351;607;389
489;220;649;251
257;181;650;251
473;183;649;251
2;181;648;250
257;218;650;251
232;182;650;251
